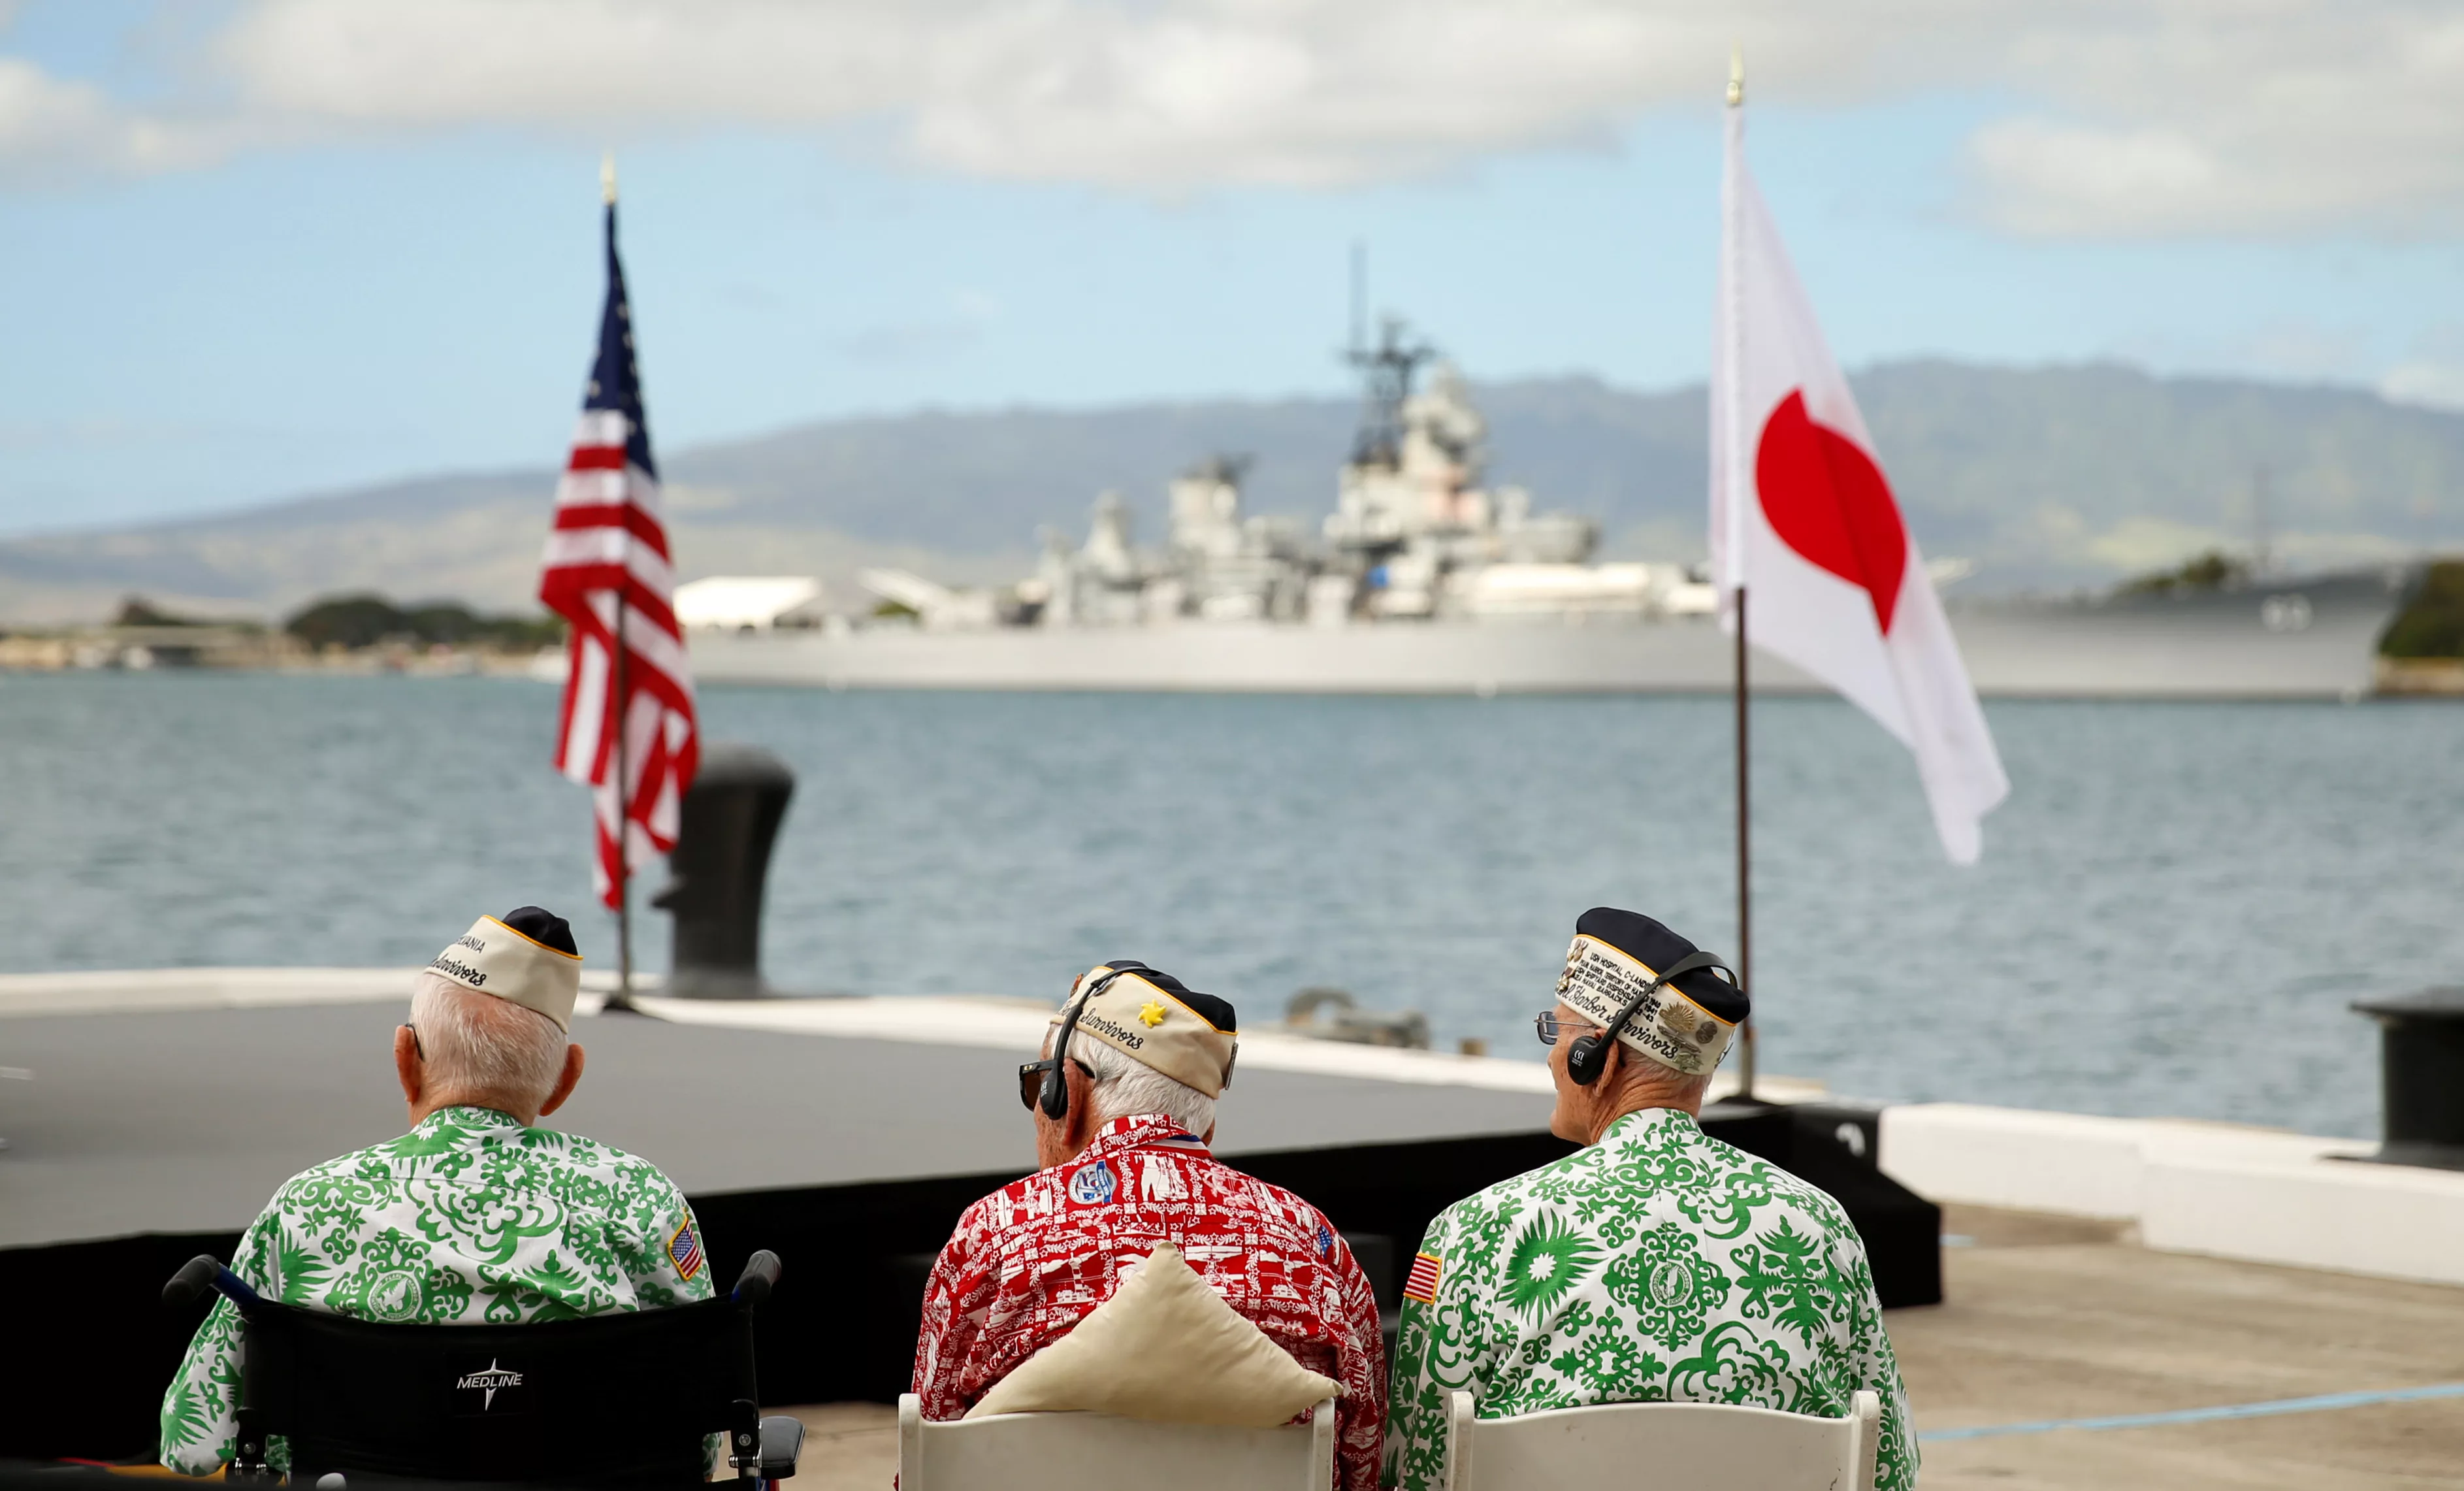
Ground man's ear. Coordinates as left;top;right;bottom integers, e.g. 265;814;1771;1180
395;1025;423;1110
1065;1060;1099;1145
1595;1030;1625;1089
538;1044;586;1118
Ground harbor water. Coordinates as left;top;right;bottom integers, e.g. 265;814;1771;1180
2;670;2457;1141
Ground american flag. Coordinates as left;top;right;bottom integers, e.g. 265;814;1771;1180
538;185;698;909
667;1217;705;1281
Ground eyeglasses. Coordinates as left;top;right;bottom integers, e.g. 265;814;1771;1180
1017;1057;1097;1111
1532;1010;1598;1048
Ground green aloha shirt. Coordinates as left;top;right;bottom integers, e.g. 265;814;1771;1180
1384;1106;1918;1491
159;1105;714;1476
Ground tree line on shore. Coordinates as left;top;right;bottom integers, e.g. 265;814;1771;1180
282;595;562;651
67;563;2464;661
95;593;562;651
2381;561;2464;659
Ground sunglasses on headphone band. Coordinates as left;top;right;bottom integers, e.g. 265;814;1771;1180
1016;1055;1096;1111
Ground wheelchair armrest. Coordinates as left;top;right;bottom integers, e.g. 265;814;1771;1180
163;1254;263;1313
757;1415;804;1480
731;1249;782;1307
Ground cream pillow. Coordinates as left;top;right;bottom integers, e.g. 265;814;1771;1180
965;1243;1342;1426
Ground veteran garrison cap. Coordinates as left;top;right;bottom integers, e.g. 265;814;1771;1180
426;906;584;1032
1052;960;1239;1098
1555;907;1745;1076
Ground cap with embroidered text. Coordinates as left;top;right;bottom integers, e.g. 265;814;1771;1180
1553;907;1745;1077
426;906;584;1032
1050;960;1239;1098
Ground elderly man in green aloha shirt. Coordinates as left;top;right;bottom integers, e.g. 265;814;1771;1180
1384;908;1918;1491
159;908;714;1477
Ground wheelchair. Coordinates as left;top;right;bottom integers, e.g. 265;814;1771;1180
162;1251;805;1487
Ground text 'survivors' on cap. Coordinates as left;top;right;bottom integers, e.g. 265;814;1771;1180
427;906;584;1033
1555;907;1747;1076
1052;960;1239;1098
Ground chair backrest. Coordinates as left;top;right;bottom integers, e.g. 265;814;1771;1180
1442;1390;1880;1491
240;1294;758;1485
896;1393;1337;1491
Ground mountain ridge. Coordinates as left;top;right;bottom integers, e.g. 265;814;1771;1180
3;359;2457;625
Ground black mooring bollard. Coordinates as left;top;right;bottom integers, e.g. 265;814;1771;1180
2350;988;2464;1170
651;742;794;998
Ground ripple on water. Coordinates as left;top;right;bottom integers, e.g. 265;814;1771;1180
1;672;2457;1139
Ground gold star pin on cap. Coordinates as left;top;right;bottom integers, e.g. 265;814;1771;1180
1139;999;1167;1028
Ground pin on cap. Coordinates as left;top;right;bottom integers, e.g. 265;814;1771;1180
427;906;583;1032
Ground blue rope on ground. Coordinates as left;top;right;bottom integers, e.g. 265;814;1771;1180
1920;1381;2464;1442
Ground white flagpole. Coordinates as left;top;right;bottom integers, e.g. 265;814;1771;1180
1721;48;1757;1101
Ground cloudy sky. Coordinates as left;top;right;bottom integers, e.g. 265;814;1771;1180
3;0;2461;533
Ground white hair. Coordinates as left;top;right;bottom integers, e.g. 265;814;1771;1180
409;971;568;1111
1048;1027;1216;1135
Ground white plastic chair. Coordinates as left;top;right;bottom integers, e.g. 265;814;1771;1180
897;1393;1338;1491
1441;1388;1880;1491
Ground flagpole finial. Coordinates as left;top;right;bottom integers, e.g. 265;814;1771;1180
1728;44;1744;107
600;152;618;205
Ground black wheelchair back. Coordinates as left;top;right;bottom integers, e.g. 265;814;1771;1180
163;1252;803;1488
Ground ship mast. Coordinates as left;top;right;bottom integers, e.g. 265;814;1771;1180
1342;247;1434;470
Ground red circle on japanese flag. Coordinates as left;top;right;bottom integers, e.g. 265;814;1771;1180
1754;390;1908;634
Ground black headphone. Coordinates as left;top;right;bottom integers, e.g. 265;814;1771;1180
1040;963;1152;1121
1565;949;1738;1087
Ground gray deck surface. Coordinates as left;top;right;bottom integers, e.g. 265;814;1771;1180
783;1204;2464;1491
0;1001;1555;1249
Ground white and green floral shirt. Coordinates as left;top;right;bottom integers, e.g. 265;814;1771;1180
159;1105;713;1475
1384;1106;1917;1491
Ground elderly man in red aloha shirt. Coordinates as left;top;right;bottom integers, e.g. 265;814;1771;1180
913;960;1387;1490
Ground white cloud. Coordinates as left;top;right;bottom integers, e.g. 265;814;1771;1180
3;0;2463;237
2378;325;2464;411
206;0;1742;187
1964;3;2464;236
2;1;2033;187
2380;361;2464;412
0;56;216;178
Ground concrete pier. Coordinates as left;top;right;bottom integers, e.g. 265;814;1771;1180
779;1202;2464;1491
7;966;2459;1482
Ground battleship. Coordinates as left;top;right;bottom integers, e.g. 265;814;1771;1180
679;321;2415;700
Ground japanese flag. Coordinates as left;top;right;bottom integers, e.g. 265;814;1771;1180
1709;102;2009;864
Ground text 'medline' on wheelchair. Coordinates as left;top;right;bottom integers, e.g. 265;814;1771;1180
162;1250;805;1488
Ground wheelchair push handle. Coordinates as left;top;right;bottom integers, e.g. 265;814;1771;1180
731;1249;782;1307
163;1254;264;1313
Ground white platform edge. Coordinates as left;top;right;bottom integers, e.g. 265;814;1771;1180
0;965;629;1019
0;966;418;1017
54;968;2458;1286
0;968;1824;1106
1877;1102;2464;1286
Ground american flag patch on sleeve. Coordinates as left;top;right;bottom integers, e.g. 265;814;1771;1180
1404;1252;1443;1303
668;1217;705;1281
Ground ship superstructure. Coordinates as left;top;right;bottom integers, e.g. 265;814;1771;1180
674;316;2412;700
865;318;1715;634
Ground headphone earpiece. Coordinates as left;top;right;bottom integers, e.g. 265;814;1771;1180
1039;992;1086;1120
1564;1028;1612;1087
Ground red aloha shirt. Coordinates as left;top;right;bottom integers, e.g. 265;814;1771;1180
913;1111;1387;1491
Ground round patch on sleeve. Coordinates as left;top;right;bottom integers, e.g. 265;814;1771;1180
1067;1159;1118;1205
